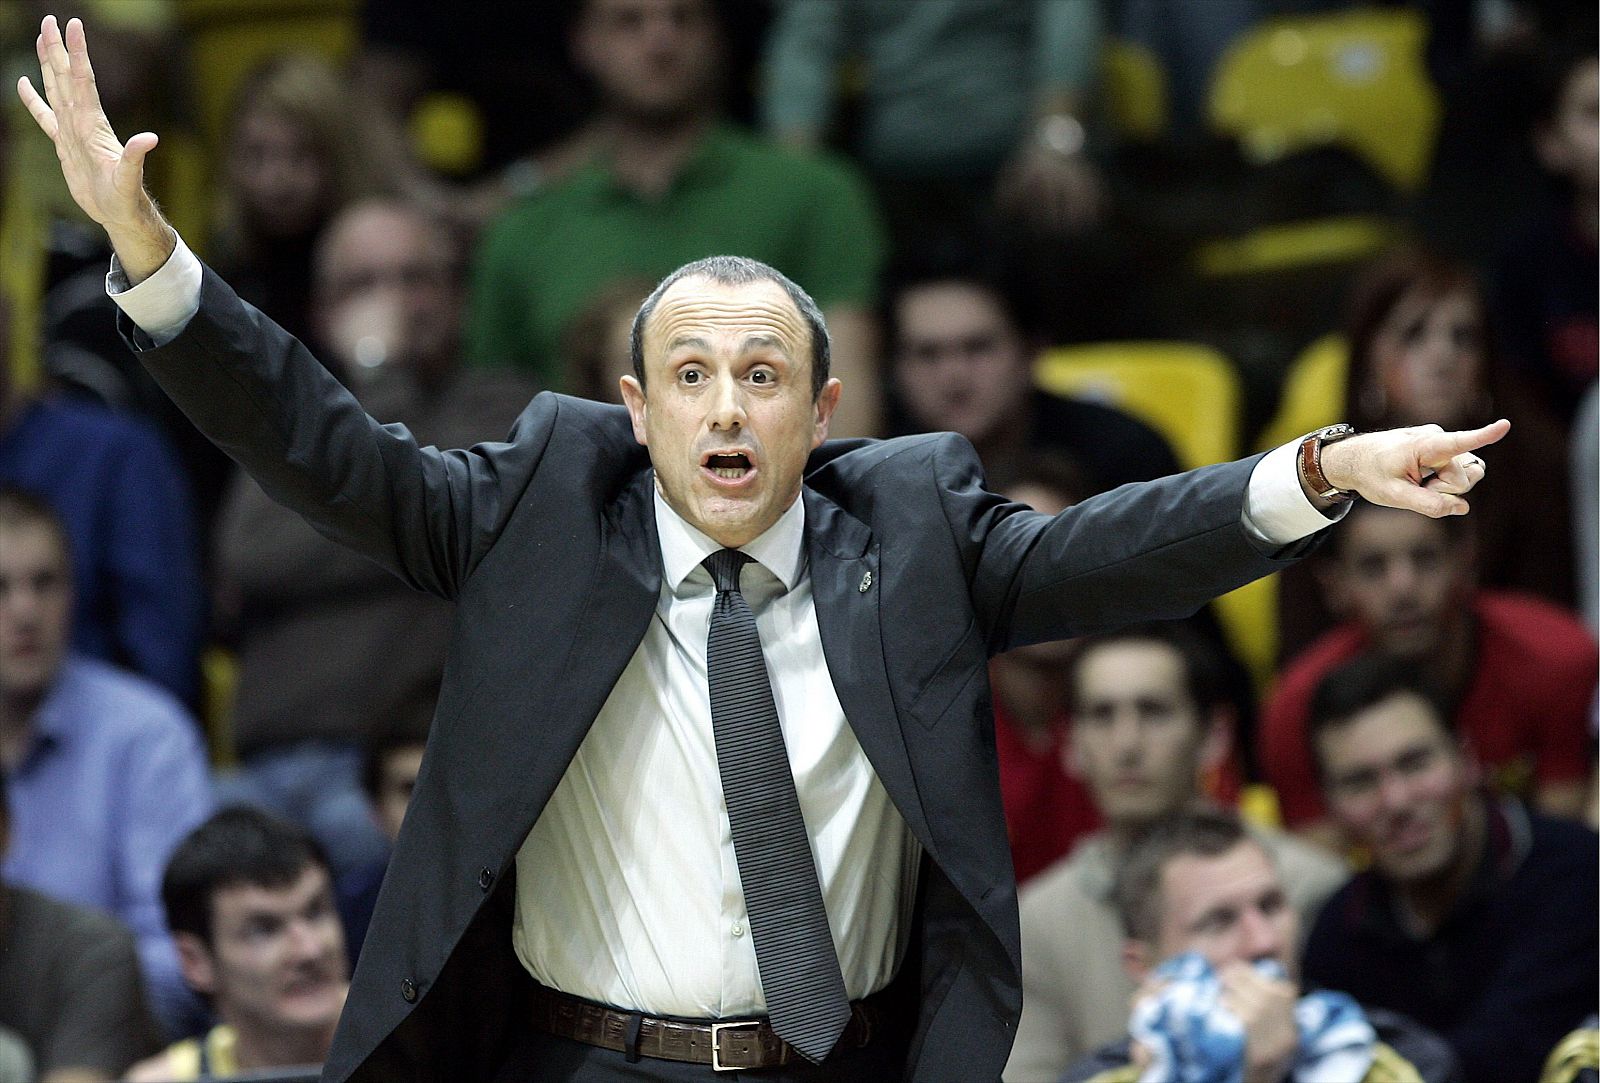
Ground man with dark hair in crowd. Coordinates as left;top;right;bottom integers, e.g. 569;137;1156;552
214;198;534;887
0;768;163;1082
888;273;1180;492
128;807;349;1082
0;485;214;1037
1302;654;1598;1083
1061;809;1455;1083
468;0;885;437
1261;501;1595;844
1007;625;1345;1081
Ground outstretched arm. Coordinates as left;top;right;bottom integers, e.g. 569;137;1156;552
18;15;172;281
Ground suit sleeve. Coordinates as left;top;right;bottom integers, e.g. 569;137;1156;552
930;435;1315;652
125;266;552;601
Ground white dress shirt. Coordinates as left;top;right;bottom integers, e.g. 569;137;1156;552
108;237;1342;1018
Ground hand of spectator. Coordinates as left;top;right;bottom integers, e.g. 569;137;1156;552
1217;962;1298;1083
17;15;174;281
1320;419;1510;518
994;143;1106;236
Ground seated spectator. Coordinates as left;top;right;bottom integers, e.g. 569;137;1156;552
1278;247;1578;659
210;53;389;351
127;808;348;1082
888;273;1181;493
1262;502;1596;841
338;695;433;964
1006;625;1346;1082
214;199;535;886
1492;48;1597;427
0;487;214;1036
467;0;886;437
557;275;655;404
0;768;163;1082
989;458;1100;886
0;324;203;706
1303;655;1599;1083
1060;809;1457;1083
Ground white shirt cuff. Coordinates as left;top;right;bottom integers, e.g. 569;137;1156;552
1242;438;1347;547
106;233;203;346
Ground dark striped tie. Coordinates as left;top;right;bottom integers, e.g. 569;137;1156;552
703;548;851;1063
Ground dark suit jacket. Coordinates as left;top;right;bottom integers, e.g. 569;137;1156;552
130;270;1309;1082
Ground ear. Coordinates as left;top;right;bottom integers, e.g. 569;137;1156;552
1060;727;1084;782
620;375;649;446
1121;939;1154;984
1314;557;1350;617
1199;708;1234;775
174;932;219;997
812;378;842;447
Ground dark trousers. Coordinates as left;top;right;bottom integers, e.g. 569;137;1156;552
489;1026;910;1082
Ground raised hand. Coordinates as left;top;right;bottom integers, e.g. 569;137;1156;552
17;15;173;280
1321;419;1510;518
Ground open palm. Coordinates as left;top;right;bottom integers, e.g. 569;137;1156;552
17;15;158;231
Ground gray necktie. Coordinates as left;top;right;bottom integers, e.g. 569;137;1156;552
703;548;851;1063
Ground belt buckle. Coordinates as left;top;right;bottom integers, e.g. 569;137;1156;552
710;1020;761;1072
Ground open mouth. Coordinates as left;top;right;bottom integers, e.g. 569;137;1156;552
704;452;754;480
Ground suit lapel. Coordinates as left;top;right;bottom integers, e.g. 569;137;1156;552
803;488;934;854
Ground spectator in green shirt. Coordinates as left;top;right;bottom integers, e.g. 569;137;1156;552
467;0;887;436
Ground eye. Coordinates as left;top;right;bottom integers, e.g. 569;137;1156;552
679;367;705;386
748;367;775;386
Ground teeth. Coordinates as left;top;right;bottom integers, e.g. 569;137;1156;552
713;467;746;478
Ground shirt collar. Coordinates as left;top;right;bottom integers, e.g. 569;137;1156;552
653;480;806;593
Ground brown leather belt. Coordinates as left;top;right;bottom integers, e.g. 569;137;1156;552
528;982;881;1071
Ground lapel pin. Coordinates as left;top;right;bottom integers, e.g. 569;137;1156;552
859;570;873;593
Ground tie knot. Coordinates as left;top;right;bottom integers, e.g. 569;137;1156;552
704;548;752;594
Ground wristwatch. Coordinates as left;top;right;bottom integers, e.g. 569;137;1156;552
1298;424;1358;504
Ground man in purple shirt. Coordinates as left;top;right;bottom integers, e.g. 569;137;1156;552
0;487;215;1036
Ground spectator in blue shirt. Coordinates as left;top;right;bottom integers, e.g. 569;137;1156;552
0;341;205;706
0;487;216;1038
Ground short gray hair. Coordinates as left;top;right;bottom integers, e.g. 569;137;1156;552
629;256;831;399
1113;809;1255;943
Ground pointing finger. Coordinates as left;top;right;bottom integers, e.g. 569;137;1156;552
1418;419;1510;465
41;16;72;100
65;18;104;113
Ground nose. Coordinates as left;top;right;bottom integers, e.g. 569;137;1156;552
1376;765;1415;814
1109;712;1143;761
1240;906;1283;962
706;374;746;431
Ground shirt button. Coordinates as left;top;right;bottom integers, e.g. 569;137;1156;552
401;978;418;1003
478;867;495;890
731;922;745;938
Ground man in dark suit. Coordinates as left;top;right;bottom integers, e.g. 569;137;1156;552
19;15;1507;1082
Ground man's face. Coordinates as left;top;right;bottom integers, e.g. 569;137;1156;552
621;276;840;547
374;743;425;843
1067;641;1222;827
0;522;72;700
1324;507;1469;657
180;864;348;1034
1316;692;1475;884
1150;841;1298;977
1368;286;1485;428
893;282;1033;449
574;0;720;124
315;206;461;380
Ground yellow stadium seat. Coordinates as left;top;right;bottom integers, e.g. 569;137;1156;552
1035;343;1282;690
1035;342;1241;472
201;645;240;768
1256;333;1349;452
1103;37;1168;143
1209;8;1441;193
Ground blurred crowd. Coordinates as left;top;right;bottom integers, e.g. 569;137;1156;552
0;0;1594;1081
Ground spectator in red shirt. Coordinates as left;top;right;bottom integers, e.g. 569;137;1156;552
1262;501;1595;847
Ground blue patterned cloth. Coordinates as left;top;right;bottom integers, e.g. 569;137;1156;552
1128;953;1376;1082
